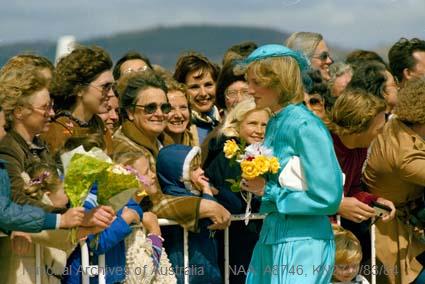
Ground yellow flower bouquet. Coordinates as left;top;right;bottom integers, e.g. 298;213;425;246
224;140;280;192
223;140;280;224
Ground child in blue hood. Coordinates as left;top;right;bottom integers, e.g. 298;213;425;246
157;144;222;284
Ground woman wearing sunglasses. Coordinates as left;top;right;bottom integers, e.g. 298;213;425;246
286;31;334;81
113;70;173;160
113;70;231;237
42;46;115;155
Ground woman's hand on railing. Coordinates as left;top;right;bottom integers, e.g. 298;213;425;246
208;204;231;230
199;198;231;230
11;231;32;255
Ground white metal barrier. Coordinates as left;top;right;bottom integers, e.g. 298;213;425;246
0;214;377;284
79;214;265;284
371;221;376;284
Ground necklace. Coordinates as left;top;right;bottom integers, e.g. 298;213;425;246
58;111;89;127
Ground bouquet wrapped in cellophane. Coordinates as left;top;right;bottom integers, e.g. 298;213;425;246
223;140;280;224
61;146;149;243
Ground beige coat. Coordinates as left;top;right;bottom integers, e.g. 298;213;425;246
0;196;76;284
363;118;425;284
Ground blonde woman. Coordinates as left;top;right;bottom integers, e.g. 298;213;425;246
363;78;425;283
241;44;343;283
204;99;271;284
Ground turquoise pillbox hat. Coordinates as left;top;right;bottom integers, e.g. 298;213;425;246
242;44;310;72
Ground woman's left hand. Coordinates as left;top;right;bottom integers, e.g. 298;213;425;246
240;177;266;196
376;197;396;222
11;231;32;256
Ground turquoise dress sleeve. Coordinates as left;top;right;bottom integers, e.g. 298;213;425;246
262;105;343;215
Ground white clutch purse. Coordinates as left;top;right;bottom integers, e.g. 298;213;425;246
278;156;307;191
278;156;345;191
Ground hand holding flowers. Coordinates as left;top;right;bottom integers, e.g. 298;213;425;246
62;146;150;243
224;140;280;192
223;140;280;224
240;176;266;196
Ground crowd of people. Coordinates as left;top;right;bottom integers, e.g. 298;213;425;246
0;32;424;284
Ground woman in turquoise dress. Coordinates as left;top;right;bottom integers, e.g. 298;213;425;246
240;45;344;284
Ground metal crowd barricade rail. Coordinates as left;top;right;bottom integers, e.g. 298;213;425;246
79;214;266;284
1;213;377;284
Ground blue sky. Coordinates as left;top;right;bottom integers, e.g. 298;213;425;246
0;0;423;49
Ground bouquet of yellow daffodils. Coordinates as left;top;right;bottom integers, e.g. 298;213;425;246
223;139;280;224
224;139;280;192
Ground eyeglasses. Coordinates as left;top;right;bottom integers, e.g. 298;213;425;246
225;89;250;100
134;102;172;114
311;51;333;62
123;65;149;74
28;101;54;116
87;82;115;98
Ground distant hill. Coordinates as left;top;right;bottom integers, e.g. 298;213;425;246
0;25;291;70
0;25;370;71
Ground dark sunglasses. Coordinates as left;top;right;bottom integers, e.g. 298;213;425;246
312;51;332;62
86;82;115;97
134;102;172;114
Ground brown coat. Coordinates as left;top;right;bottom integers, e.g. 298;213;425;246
0;131;62;212
112;120;201;232
363;118;425;284
0;196;76;284
41;114;113;156
112;120;170;169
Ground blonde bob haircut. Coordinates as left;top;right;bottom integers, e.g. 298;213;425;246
247;56;304;107
333;224;362;265
328;89;386;136
394;77;425;125
0;65;48;130
220;98;271;138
